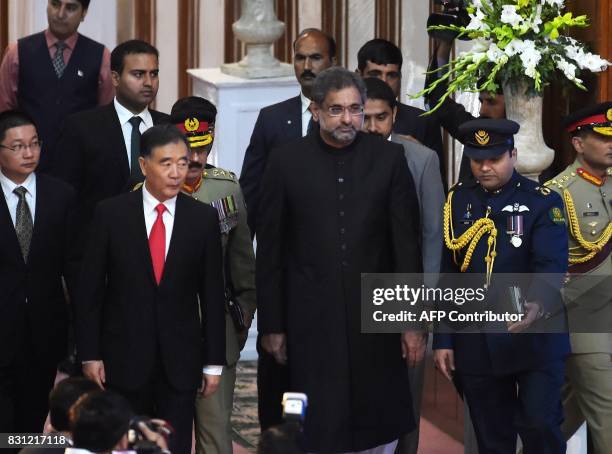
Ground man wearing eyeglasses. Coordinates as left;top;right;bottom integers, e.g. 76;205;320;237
0;110;76;435
256;67;423;453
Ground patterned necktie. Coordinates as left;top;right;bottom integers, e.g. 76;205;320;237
13;186;33;261
129;116;143;178
149;204;166;285
52;41;67;78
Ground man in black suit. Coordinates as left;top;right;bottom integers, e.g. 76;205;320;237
239;28;335;431
257;67;424;453
51;39;169;257
356;39;446;189
240;28;335;236
0;110;76;435
75;125;225;454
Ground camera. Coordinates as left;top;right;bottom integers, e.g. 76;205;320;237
427;0;471;42
282;392;308;423
128;416;174;453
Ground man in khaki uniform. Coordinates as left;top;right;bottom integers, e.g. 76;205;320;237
171;97;256;454
545;102;612;453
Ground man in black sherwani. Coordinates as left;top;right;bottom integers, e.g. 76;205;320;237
256;67;425;454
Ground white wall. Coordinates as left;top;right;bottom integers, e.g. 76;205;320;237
346;0;375;72
198;0;225;69
154;0;178;113
298;0;322;32
400;0;430;108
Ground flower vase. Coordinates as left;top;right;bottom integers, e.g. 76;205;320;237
503;81;554;180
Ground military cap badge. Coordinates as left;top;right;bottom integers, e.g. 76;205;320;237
475;130;490;145
184;117;200;132
174;117;213;148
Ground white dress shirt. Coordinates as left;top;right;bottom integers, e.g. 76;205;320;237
114;97;154;169
300;91;313;137
0;170;36;226
142;183;222;376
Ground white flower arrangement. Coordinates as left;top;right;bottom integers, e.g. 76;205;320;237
417;0;610;112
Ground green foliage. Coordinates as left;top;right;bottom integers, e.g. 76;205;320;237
414;0;608;113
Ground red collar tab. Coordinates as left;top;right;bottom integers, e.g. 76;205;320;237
182;174;203;194
577;167;604;186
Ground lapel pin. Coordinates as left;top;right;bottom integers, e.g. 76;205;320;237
77;69;84;77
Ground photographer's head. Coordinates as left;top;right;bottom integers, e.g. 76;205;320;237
357;39;402;98
70;390;133;452
362;77;397;139
258;423;304;454
49;377;100;434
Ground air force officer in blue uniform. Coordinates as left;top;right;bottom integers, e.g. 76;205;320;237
433;119;571;454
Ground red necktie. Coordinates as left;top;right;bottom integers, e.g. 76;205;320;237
149;203;166;284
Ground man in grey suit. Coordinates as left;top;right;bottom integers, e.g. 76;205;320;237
362;77;444;279
362;77;445;454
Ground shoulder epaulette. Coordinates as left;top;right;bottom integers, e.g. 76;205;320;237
534;185;551;196
513;175;551;196
544;171;576;190
203;167;238;183
449;179;476;193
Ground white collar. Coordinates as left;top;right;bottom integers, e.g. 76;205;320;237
113;97;152;127
142;181;177;218
300;92;312;115
0;170;36;195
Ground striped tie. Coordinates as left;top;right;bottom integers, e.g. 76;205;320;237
52;41;67;78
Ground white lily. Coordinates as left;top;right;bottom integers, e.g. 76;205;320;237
500;5;523;28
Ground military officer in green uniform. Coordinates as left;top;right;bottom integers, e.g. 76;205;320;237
171;96;256;454
545;102;612;453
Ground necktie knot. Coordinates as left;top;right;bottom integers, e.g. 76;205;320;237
55;41;66;51
13;186;28;198
129;116;142;129
155;203;166;217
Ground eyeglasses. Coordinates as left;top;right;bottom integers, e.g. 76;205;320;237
0;140;43;153
325;104;364;117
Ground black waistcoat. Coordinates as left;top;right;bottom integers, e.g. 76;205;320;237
18;32;104;170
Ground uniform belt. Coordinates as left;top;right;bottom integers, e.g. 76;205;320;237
569;241;612;275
